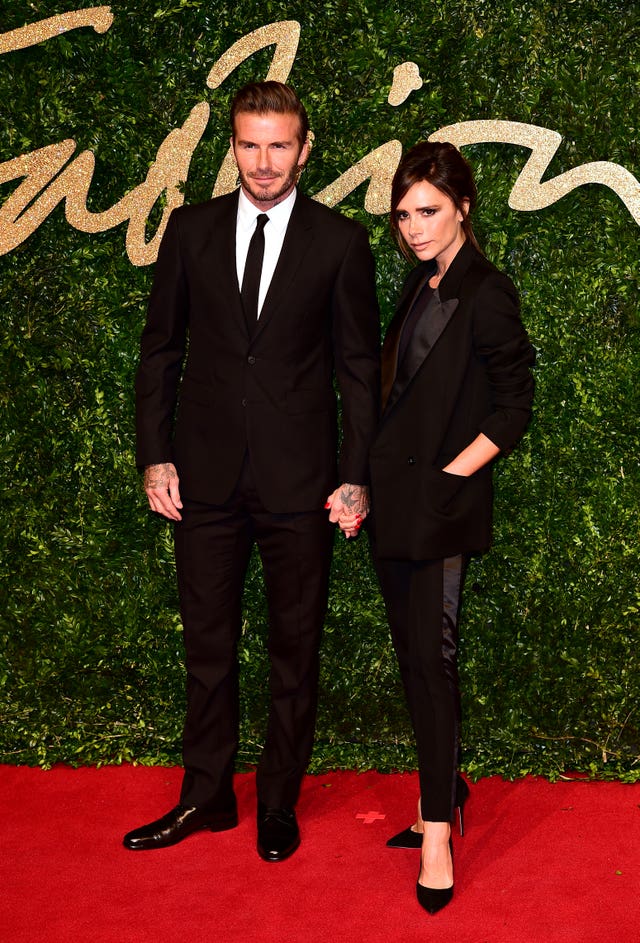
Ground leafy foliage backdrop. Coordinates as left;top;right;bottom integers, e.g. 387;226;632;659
1;0;638;779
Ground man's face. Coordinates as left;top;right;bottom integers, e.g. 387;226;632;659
232;111;310;210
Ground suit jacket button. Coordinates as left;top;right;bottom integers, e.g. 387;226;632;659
247;355;256;365
407;456;416;465
241;398;247;407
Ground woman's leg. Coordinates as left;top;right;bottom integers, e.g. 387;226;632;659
407;555;467;822
375;553;467;824
404;554;467;896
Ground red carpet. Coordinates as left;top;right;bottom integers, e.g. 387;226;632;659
2;765;638;942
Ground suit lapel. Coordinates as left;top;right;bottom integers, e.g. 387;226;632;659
380;265;433;411
382;242;481;417
208;190;249;338
384;291;458;414
250;193;314;341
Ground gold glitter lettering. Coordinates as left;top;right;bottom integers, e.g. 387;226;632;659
206;20;300;89
0;103;209;266
314;140;403;215
1;15;639;267
430;121;640;225
388;62;423;106
0;141;77;253
0;7;113;55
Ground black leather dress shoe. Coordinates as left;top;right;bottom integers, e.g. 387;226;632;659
256;803;300;862
123;803;238;850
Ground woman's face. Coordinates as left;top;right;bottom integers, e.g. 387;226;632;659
395;180;468;270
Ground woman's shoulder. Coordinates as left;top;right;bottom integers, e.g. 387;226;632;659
460;245;518;300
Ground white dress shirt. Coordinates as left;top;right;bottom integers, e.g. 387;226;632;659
235;187;297;318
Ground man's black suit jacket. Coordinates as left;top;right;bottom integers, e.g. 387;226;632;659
370;241;535;560
135;189;380;513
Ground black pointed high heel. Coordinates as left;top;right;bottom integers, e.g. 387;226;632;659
416;837;454;915
455;774;469;838
386;774;469;848
386;825;423;849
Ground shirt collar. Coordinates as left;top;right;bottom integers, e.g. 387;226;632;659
237;186;297;234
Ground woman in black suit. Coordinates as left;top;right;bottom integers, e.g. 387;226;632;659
361;142;534;913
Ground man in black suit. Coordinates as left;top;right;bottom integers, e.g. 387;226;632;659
124;82;380;861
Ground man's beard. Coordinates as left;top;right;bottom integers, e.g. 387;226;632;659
238;165;300;204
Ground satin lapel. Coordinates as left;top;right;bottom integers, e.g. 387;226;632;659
382;241;480;416
384;290;459;415
250;196;313;341
381;269;432;411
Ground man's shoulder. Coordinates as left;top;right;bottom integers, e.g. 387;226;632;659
169;191;238;226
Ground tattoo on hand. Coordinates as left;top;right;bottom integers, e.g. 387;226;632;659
339;484;370;517
144;463;177;490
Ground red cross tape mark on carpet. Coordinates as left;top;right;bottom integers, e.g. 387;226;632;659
356;812;386;824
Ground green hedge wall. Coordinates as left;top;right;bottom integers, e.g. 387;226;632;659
1;0;638;780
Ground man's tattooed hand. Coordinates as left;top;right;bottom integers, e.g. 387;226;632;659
143;462;183;521
338;483;370;518
144;462;178;491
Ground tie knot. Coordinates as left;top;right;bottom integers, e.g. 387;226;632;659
255;213;269;231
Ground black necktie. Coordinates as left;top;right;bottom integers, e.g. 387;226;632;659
241;214;269;322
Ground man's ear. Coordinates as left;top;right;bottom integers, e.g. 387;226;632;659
298;130;314;171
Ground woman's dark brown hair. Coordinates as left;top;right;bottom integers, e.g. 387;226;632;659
390;141;481;260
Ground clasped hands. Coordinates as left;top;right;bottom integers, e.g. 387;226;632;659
325;482;370;539
144;463;369;538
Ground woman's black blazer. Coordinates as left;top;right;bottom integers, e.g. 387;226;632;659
370;240;535;561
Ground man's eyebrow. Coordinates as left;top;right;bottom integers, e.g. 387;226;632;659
236;138;293;146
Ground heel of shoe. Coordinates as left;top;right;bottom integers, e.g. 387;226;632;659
455;774;469;837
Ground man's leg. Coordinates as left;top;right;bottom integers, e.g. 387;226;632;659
239;486;332;861
176;497;254;814
123;492;253;850
253;505;333;810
